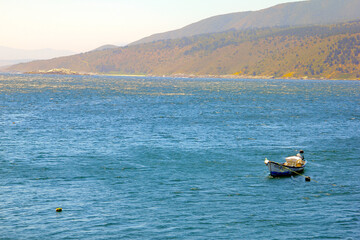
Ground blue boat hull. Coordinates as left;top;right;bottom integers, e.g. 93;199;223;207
266;161;306;177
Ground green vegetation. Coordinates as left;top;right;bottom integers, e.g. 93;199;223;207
130;0;360;45
8;21;360;80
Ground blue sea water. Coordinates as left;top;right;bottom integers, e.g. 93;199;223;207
0;74;359;239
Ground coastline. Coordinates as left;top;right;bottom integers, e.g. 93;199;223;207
8;69;360;81
25;68;91;76
107;73;360;81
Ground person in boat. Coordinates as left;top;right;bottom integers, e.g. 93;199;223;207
297;150;304;160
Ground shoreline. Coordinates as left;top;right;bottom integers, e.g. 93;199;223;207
4;70;359;81
105;73;360;81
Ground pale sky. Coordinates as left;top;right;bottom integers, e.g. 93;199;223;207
0;0;301;52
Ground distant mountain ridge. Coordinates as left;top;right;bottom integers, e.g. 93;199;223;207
7;20;360;80
131;0;360;45
0;46;75;60
6;0;360;80
0;46;75;67
91;45;118;52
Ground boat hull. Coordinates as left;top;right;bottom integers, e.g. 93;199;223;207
266;161;305;177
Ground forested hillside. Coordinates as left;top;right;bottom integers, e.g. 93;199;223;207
8;21;360;80
131;0;360;45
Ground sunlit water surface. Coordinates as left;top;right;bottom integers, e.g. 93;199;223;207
0;74;359;239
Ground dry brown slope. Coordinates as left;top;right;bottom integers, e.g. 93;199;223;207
7;22;360;80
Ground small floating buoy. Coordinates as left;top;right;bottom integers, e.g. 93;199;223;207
305;176;311;182
56;208;62;212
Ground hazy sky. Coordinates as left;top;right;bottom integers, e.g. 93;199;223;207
1;0;301;52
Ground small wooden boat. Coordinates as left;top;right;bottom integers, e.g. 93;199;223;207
265;151;306;177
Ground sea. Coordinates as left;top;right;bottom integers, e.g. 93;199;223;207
0;73;359;240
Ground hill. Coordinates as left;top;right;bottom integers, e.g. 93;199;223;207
7;20;360;80
91;44;119;52
131;0;360;45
